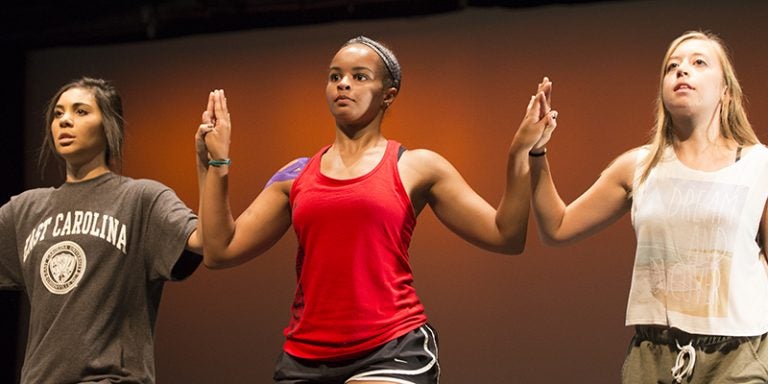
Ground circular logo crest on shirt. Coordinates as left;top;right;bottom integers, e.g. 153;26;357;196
40;241;87;295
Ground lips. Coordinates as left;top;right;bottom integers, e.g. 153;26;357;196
674;83;694;91
335;95;353;102
57;133;75;145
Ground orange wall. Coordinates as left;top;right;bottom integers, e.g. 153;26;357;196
23;1;768;383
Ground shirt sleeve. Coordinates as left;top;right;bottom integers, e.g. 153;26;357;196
0;199;23;290
141;185;200;281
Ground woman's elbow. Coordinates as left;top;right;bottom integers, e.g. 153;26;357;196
203;256;228;269
492;237;526;255
505;238;526;255
538;231;573;247
203;248;261;269
202;251;238;269
504;245;525;256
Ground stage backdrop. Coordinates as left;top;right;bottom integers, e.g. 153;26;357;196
23;0;768;382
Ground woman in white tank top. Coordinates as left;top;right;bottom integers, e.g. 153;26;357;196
530;30;768;384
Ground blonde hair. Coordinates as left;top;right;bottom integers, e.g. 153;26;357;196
638;30;757;184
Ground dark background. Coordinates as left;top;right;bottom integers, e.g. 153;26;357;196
3;0;768;382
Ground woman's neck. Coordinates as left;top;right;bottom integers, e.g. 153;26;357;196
668;106;744;170
333;115;387;150
66;160;111;183
323;128;388;179
333;129;385;152
334;108;386;141
669;103;721;143
671;127;740;172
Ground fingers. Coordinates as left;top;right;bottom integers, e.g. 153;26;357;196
196;123;214;139
212;89;229;122
538;76;552;105
203;91;215;123
527;109;558;150
529;91;545;121
526;76;556;123
525;95;536;115
201;110;211;124
537;92;550;119
203;89;229;125
198;123;214;133
198;89;232;160
535;77;553;120
544;110;558;132
220;89;229;115
517;78;558;153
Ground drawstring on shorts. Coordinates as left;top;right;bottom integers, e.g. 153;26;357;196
633;326;752;383
671;340;696;383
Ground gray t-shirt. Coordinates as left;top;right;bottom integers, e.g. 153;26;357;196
0;172;200;384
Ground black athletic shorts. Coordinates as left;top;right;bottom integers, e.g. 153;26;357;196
273;323;440;384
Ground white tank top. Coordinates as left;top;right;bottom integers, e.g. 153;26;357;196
628;144;768;336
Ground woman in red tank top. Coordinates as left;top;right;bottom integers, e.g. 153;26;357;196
195;36;557;384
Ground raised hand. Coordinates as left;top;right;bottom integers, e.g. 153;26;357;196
513;77;558;154
195;92;215;167
200;89;232;162
536;76;552;120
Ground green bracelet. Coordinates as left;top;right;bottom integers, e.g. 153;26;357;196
208;159;231;167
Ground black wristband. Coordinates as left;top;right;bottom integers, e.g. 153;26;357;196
528;149;547;157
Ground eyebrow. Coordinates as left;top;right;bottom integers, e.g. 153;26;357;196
668;51;711;61
55;102;93;109
329;66;375;73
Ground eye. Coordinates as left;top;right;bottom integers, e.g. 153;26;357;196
329;73;341;82
693;58;707;66
76;108;88;116
665;62;679;72
353;73;369;81
53;110;64;118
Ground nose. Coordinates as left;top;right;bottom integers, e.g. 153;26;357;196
337;75;351;90
58;112;73;127
676;64;689;78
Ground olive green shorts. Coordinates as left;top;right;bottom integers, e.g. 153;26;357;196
621;326;768;384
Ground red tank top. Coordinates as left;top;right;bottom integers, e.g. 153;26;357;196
285;140;427;360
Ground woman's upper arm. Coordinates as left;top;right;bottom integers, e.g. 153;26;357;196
552;150;637;243
185;229;204;255
228;182;292;259
205;162;296;269
404;150;507;251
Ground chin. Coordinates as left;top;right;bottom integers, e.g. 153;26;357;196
55;149;74;158
333;112;358;124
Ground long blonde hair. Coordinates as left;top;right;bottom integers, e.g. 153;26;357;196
638;31;757;184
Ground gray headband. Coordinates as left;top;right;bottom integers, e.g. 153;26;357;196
344;36;401;90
